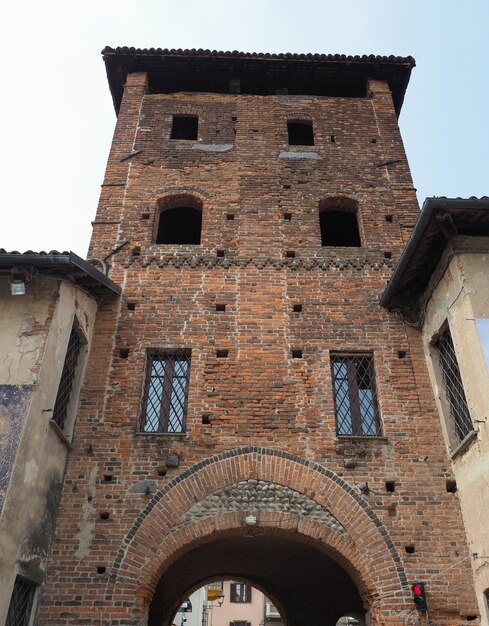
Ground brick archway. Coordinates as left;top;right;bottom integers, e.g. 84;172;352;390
109;447;411;624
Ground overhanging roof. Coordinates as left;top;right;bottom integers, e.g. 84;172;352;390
0;250;121;297
102;47;415;117
380;197;489;320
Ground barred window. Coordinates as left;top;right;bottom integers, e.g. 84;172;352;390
6;577;37;626
331;354;381;436
140;351;191;433
435;328;473;443
52;323;82;432
230;583;251;603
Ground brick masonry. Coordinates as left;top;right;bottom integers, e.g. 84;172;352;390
38;69;479;626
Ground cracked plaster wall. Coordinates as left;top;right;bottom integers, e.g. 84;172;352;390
0;277;98;624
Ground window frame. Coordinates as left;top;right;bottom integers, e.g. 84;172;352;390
139;350;191;434
50;317;87;441
230;582;252;603
6;576;38;626
330;353;382;437
431;324;474;448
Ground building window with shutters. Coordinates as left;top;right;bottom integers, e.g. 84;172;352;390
331;354;381;436
230;582;252;603
140;351;191;433
6;576;37;626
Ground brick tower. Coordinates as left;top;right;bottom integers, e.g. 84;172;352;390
38;49;479;626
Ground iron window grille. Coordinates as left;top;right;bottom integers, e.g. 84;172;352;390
6;577;37;626
140;351;191;433
52;323;82;431
230;583;251;603
435;328;473;443
331;354;381;436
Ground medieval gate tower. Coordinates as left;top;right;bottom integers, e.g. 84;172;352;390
37;48;479;625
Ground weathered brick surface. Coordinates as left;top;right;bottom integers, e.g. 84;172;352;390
39;71;479;625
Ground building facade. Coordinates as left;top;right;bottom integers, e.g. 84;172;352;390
381;197;489;624
2;48;484;626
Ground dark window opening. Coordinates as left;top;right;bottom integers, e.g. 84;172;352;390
6;576;37;626
385;481;396;493
156;207;202;244
140;351;191;433
331;354;381;436
52;323;82;432
435;328;473;443
171;115;198;140
287;120;314;146
320;210;361;247
230;583;252;603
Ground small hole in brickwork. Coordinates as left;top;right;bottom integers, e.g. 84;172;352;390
446;479;457;493
293;304;303;313
132;247;141;256
96;566;106;575
226;214;235;220
119;348;129;359
202;414;211;425
330;135;336;143
157;466;167;477
99;511;110;520
141;213;150;220
385;214;393;223
103;474;114;483
286;250;296;258
466;615;478;621
216;349;229;358
384;251;392;259
405;545;416;554
216;303;226;312
283;184;291;190
398;350;407;359
385;481;396;493
284;213;292;221
291;349;303;359
231;116;237;122
371;138;377;143
216;250;225;257
127;302;136;311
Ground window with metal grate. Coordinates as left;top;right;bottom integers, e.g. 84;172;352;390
435;328;473;443
6;577;37;626
140;351;191;433
331;354;381;436
52;323;81;432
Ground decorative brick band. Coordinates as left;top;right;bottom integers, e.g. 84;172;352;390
124;256;394;270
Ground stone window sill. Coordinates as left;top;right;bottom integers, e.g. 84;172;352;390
135;431;187;437
336;435;388;442
49;419;73;450
450;429;477;460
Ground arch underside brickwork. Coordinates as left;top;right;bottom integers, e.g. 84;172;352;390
107;448;413;625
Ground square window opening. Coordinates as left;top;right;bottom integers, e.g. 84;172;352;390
140;351;191;433
331;354;381;437
230;583;252;603
287;120;314;146
171;115;198;140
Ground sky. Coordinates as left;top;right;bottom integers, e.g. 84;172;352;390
1;0;488;256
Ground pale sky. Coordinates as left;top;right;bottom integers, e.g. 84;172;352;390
1;0;488;256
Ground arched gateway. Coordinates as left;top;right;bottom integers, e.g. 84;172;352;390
107;448;411;626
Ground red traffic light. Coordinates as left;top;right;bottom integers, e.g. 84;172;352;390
411;582;428;612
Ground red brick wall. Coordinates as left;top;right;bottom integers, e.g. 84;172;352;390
39;72;479;626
